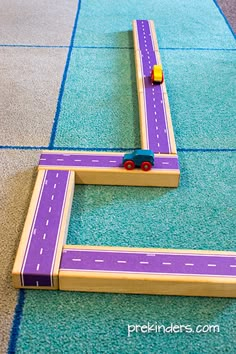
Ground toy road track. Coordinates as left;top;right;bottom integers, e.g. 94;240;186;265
60;248;236;277
39;152;179;170
12;20;236;298
133;20;177;154
59;246;236;297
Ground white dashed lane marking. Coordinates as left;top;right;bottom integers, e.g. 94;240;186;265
61;248;236;278
65;257;236;269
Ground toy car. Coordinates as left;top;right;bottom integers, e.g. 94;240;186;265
123;149;154;171
151;64;164;84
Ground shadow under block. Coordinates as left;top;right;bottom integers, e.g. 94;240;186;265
12;169;75;289
59;246;236;297
38;151;180;187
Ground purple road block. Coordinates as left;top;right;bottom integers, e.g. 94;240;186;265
60;249;236;277
136;20;171;153
21;170;71;287
39;153;179;170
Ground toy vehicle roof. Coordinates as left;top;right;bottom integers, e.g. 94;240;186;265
134;149;154;156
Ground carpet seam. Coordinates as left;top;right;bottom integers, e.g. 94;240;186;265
213;0;236;38
48;0;82;149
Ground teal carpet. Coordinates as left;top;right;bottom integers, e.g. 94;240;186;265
9;0;236;353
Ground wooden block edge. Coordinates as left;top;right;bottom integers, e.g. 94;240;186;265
59;270;236;297
12;170;46;288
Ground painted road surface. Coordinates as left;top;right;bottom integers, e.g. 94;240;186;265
135;20;171;154
39;153;179;170
21;170;71;287
60;249;236;277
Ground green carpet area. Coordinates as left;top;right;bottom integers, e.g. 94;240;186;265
9;0;236;352
74;0;235;49
162;50;236;150
66;152;236;251
16;291;236;353
54;48;236;150
54;48;140;149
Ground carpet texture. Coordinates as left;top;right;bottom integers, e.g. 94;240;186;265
0;0;235;353
0;48;67;146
